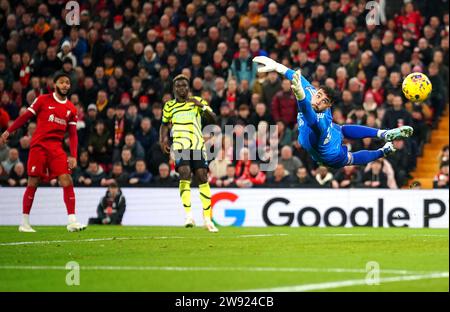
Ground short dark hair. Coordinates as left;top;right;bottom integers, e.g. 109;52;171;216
173;74;190;84
109;181;119;189
53;71;71;83
319;85;339;105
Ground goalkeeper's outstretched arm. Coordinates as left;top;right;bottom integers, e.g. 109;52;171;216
253;56;317;126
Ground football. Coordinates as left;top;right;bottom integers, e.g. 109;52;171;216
402;72;433;102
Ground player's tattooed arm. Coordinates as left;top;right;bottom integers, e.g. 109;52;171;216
159;123;171;154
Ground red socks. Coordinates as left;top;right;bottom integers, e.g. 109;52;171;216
63;185;76;215
23;186;37;214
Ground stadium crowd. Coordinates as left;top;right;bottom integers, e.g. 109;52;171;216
0;0;449;189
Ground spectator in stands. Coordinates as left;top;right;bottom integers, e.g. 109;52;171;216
315;166;334;188
261;71;282;106
382;95;413;130
7;162;27;186
101;162;129;187
364;159;398;189
236;162;266;188
129;159;152;186
78;160;106;186
209;148;232;185
215;164;237;188
276;121;294;148
291;167;318;188
135;117;158;152
72;149;90;184
235;147;252;179
152;163;177;187
88;182;126;225
112;104;132;161
123;133;145;160
386;139;411;187
271;79;297;128
332;165;362;189
433;161;449;189
88;120;112;165
279;145;303;176
1;148;19;175
121;149;135;175
362;159;388;189
438;145;449;165
266;164;291;186
230;41;257;87
0;139;10;163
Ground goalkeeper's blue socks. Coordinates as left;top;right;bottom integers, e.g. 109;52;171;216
342;125;386;140
350;150;384;165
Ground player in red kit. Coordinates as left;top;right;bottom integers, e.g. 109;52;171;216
0;73;87;232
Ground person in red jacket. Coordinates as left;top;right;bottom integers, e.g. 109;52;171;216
0;72;86;233
271;78;297;128
236;162;266;187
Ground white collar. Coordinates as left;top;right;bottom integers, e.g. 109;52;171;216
53;92;67;104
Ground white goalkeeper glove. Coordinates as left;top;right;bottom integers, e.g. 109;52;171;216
291;70;306;101
253;56;289;74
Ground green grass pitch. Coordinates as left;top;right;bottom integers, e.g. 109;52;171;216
0;226;448;292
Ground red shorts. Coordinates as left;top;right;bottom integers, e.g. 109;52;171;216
27;145;70;180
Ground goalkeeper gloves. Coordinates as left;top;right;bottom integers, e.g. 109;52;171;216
291;70;306;101
252;56;289;75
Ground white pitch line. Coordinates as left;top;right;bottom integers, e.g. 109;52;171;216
0;265;443;276
319;234;368;236
239;272;449;292
237;234;289;238
0;234;291;246
411;234;449;237
0;236;185;246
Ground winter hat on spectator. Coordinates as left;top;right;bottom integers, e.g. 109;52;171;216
61;41;71;49
114;15;123;23
87;104;97;111
139;95;149;104
394;38;404;46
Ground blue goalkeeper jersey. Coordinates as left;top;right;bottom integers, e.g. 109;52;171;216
293;72;348;168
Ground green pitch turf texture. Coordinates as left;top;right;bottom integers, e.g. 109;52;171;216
0;226;448;292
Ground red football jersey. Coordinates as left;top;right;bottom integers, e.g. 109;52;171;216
27;93;78;149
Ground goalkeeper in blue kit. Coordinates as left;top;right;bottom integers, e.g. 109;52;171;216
253;56;414;168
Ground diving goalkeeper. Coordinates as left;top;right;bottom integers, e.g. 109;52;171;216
253;56;413;168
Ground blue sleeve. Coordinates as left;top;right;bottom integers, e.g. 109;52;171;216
297;98;317;126
285;69;318;126
284;69;315;92
316;110;333;133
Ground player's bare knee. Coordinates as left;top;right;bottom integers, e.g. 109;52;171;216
58;174;73;187
178;166;191;180
196;169;208;184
